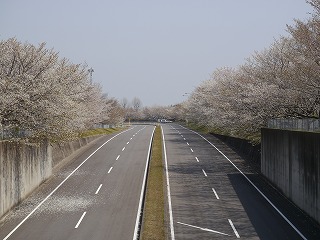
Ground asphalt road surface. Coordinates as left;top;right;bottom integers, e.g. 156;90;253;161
162;123;320;240
0;125;155;240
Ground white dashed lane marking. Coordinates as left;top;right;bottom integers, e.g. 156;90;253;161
212;188;220;200
202;169;207;177
95;184;103;195
75;212;87;229
228;219;240;238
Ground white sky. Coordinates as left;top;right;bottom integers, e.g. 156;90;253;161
0;0;313;106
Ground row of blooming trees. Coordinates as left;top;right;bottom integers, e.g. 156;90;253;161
0;38;124;141
184;0;320;143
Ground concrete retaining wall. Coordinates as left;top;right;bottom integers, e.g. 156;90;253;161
211;133;261;172
261;128;320;223
0;135;103;219
0;141;51;219
52;136;101;168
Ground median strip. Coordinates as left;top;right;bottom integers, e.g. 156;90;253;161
140;126;165;240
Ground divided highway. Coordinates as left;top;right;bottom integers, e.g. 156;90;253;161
1;123;319;240
0;125;155;240
162;124;317;240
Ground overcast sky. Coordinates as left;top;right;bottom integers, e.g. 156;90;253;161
0;0;313;107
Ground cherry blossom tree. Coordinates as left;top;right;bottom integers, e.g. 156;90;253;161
100;97;125;126
0;38;105;140
185;0;320;143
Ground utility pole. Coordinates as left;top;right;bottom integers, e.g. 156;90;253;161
88;67;94;83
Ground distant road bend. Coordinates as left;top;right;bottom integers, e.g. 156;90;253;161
0;125;155;240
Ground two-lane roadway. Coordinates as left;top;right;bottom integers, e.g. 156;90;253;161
0;125;155;240
162;123;318;240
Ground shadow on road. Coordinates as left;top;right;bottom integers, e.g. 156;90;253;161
228;173;320;240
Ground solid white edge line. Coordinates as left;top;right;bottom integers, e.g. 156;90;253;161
2;128;133;240
228;219;240;238
108;167;113;174
202;169;207;177
95;184;103;195
132;126;156;240
180;125;308;240
212;188;220;200
162;126;175;240
75;212;87;229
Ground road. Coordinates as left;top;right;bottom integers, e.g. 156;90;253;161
162;123;320;240
0;125;155;240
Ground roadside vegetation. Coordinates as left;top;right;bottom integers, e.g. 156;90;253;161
184;0;320;144
0;39;125;142
4;1;319;146
141;126;165;240
79;127;124;138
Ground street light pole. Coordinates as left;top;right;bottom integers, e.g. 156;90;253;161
88;67;94;83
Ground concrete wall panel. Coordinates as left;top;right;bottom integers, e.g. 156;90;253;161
0;135;102;219
262;128;320;223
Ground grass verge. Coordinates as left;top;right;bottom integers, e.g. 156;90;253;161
79;127;123;138
141;126;165;240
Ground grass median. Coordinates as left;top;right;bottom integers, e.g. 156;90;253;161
141;126;165;240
